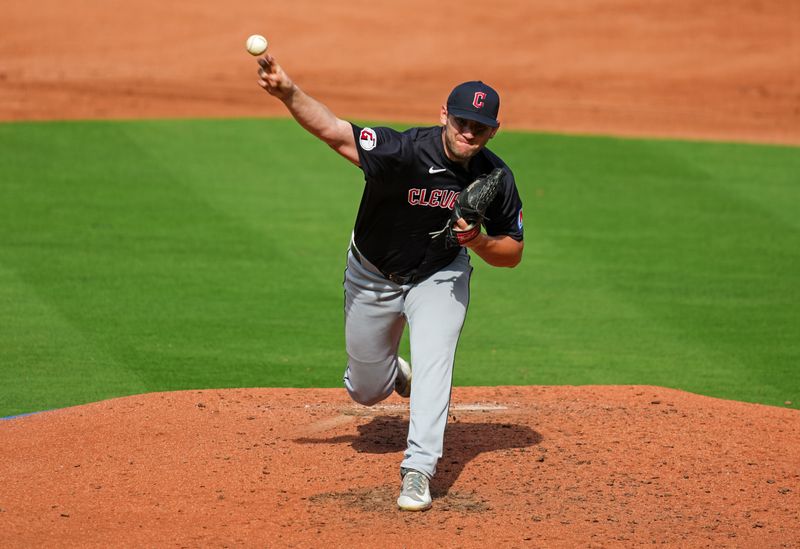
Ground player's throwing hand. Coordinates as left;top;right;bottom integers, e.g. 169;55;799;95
257;55;295;101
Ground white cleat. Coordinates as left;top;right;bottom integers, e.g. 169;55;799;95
394;357;412;398
397;469;432;511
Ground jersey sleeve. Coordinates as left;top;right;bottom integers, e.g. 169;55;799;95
351;124;412;178
483;168;524;242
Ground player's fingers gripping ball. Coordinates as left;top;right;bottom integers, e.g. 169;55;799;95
435;168;504;247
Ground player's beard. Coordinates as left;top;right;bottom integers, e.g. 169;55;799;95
442;127;480;164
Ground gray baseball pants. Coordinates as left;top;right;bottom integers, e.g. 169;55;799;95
343;245;472;479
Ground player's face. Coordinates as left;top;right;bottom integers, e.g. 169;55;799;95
440;108;498;163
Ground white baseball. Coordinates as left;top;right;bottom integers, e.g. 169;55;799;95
246;34;268;56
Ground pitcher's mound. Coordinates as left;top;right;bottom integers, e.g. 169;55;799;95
1;386;798;547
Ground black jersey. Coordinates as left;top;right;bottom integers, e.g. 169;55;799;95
350;124;524;280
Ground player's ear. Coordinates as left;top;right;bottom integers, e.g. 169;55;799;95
440;106;448;126
489;123;500;139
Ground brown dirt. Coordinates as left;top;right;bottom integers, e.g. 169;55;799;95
2;0;798;144
1;386;798;547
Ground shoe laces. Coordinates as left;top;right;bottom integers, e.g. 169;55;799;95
403;472;428;497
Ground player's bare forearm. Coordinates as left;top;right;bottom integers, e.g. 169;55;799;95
464;234;523;267
256;55;358;166
281;87;358;161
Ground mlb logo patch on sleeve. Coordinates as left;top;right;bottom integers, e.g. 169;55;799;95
518;209;524;230
359;128;377;151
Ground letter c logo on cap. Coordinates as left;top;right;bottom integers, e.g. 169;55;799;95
473;92;486;109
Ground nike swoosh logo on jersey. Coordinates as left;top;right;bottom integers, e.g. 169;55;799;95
429;167;447;174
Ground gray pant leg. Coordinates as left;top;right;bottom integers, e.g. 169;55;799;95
343;251;406;406
343;248;472;479
400;251;472;478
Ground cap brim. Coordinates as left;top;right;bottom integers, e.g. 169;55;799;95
447;107;499;128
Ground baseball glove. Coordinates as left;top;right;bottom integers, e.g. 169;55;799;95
432;167;504;247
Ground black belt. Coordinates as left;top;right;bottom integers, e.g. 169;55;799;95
349;244;424;285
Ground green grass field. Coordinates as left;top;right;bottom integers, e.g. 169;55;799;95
1;118;798;417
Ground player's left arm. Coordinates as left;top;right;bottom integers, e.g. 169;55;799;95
459;227;523;267
459;165;524;267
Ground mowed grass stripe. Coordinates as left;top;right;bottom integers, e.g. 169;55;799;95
0;260;150;414
0;120;356;415
0;119;797;416
462;133;799;405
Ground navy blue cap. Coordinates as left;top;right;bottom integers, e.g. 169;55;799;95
446;81;500;128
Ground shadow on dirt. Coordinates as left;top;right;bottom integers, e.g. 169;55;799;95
295;415;542;496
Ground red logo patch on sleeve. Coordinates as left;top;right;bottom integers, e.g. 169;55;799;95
359;128;377;151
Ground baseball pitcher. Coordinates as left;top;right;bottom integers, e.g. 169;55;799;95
255;53;524;511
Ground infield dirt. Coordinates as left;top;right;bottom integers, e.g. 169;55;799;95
2;0;799;144
1;0;799;546
1;387;799;547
